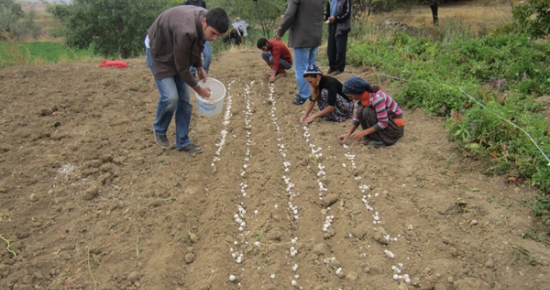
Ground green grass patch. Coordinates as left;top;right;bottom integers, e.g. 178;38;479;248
0;41;100;67
347;22;550;215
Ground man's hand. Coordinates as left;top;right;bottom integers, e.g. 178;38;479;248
197;67;207;82
268;70;277;83
195;85;212;99
273;31;281;41
328;16;335;23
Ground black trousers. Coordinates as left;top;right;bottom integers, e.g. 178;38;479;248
327;24;348;72
430;4;439;25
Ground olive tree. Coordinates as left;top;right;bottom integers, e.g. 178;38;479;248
512;0;550;39
208;0;287;38
0;0;40;39
49;0;169;58
50;0;289;56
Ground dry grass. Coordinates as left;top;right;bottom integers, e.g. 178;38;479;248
0;31;27;65
369;1;514;34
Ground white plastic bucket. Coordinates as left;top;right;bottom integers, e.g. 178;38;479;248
194;78;226;117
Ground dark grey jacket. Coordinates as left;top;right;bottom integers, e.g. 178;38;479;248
147;6;205;87
277;0;324;48
182;0;206;8
325;0;351;36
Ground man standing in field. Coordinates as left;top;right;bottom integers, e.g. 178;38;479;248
274;0;324;105
145;6;229;153
325;0;352;76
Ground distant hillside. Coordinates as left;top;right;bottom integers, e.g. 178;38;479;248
16;0;71;14
16;0;72;12
26;0;71;3
17;1;47;13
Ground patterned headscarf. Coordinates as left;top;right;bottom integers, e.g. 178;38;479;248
303;64;322;76
342;76;374;95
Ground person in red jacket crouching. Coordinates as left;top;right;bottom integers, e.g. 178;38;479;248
257;38;293;83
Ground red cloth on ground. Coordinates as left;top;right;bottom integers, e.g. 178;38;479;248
99;60;128;69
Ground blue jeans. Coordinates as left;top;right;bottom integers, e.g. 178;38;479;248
190;41;212;75
294;46;319;100
146;47;193;149
261;51;292;70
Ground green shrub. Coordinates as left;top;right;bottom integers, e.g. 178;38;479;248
49;0;169;58
47;0;295;58
512;0;550;39
0;0;41;40
347;19;550;215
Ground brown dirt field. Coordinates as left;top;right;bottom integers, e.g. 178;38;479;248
0;48;549;289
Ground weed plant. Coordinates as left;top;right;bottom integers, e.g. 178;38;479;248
347;20;550;213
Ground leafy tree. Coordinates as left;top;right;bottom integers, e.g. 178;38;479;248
204;0;286;39
254;0;288;38
46;2;72;22
172;0;288;39
50;0;169;58
1;0;40;39
0;0;23;36
49;0;293;57
20;10;41;39
0;0;23;19
512;0;550;39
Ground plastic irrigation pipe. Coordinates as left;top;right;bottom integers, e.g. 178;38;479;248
459;88;550;167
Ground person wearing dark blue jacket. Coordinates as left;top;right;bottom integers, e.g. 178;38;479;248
324;0;351;76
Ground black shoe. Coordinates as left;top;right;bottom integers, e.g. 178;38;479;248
331;70;343;76
292;98;307;105
327;68;335;74
154;132;170;148
178;143;203;153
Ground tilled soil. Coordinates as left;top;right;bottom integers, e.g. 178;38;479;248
0;50;548;290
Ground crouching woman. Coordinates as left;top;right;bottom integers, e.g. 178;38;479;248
338;76;404;147
299;64;354;125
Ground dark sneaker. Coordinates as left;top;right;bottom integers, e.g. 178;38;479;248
179;143;203;154
327;68;335;74
292;98;307;105
331;70;343;76
368;141;386;148
154;133;170;148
